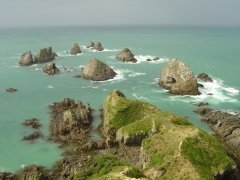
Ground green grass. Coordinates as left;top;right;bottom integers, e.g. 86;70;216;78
181;130;236;179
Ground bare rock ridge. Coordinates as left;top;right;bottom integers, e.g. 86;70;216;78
82;58;117;81
159;59;200;95
19;51;33;66
43;63;60;75
69;42;81;55
116;48;137;63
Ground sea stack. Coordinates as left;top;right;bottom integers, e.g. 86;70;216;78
70;42;81;55
43;63;60;75
92;42;104;51
34;47;57;63
159;59;200;95
116;48;137;63
82;58;117;81
197;73;213;82
19;51;33;66
86;41;95;48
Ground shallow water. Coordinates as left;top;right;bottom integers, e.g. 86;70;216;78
0;26;239;172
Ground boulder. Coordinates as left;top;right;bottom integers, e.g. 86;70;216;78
19;51;33;66
22;118;42;129
17;165;49;180
34;47;57;63
116;48;137;63
86;41;95;48
70;42;81;55
153;57;160;61
82;59;117;81
6;88;17;93
92;42;104;51
43;63;60;75
197;73;213;82
159;59;200;95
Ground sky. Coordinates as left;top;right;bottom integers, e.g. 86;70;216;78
0;0;240;28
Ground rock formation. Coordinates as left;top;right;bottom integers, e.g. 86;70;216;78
197;73;213;82
82;59;117;81
17;165;49;180
159;59;200;95
6;88;17;93
22;118;41;129
116;48;137;63
43;63;60;75
22;132;43;141
86;41;95;48
191;102;209;106
19;51;33;66
49;98;92;142
70;42;81;55
34;47;57;63
92;42;104;51
195;108;240;158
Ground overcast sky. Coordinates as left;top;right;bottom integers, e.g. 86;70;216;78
0;0;240;28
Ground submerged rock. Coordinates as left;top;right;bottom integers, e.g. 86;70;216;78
34;47;57;64
19;51;33;66
70;42;81;55
159;59;200;95
197;73;213;82
6;88;17;93
17;165;49;180
82;58;117;81
43;63;60;75
22;118;42;129
22;132;43;141
116;48;137;63
86;41;95;48
92;42;104;51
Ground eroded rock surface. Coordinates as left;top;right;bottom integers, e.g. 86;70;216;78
116;48;137;63
70;42;81;55
19;51;33;66
34;47;57;63
43;63;60;75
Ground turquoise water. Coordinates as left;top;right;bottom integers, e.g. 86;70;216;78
0;26;239;172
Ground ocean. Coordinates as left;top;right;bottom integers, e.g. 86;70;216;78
0;25;239;172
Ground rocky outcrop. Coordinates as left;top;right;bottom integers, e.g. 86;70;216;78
197;73;213;82
34;47;57;64
92;42;104;51
6;88;17;93
116;48;137;63
22;118;41;129
43;63;60;75
17;165;49;180
22;132;43;141
49;98;92;142
70;42;81;55
195;108;240;158
19;51;33;66
86;41;95;48
191;102;209;106
0;172;15;180
159;59;200;95
82;59;117;81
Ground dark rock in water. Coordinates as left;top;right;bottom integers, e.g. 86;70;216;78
22;132;43;141
159;59;200;95
19;51;33;66
197;73;213;82
196;108;240;158
192;102;209;106
146;58;152;61
49;98;92;141
43;63;60;75
82;58;117;81
153;57;160;61
22;118;42;129
197;83;204;88
74;75;82;78
92;42;104;51
0;172;15;180
70;42;81;55
34;47;57;64
6;88;17;93
116;48;137;63
17;165;49;180
194;108;211;115
86;41;95;48
207;93;214;96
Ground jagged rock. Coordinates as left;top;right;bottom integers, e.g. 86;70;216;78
34;47;57;63
22;132;43;141
17;165;49;180
19;51;33;66
0;172;15;180
43;63;60;75
49;98;92;140
116;48;137;63
6;88;17;93
82;59;117;81
195;108;240;158
22;118;41;129
86;41;95;48
70;42;81;55
197;73;213;82
191;102;209;106
159;59;200;95
92;42;104;51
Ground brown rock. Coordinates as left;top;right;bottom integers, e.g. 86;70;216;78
69;42;81;55
22;132;43;141
197;73;213;82
43;63;60;75
22;118;42;129
34;47;57;64
6;88;17;93
17;165;49;180
19;51;33;66
116;48;137;63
